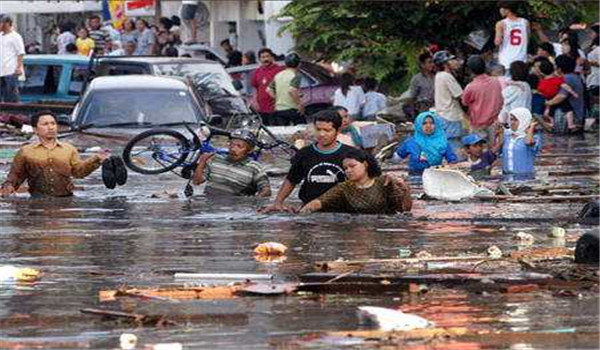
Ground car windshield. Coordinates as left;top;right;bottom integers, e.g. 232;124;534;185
154;63;239;98
79;89;202;127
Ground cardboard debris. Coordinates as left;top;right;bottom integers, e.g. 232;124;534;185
100;285;243;302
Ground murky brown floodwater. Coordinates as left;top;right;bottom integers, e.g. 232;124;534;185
0;133;598;349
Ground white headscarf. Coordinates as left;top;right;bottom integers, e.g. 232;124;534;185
509;107;532;139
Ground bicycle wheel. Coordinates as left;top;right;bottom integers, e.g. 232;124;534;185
122;128;191;175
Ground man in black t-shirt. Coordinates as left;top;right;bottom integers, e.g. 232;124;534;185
260;110;353;213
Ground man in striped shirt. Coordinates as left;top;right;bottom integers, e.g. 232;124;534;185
193;129;271;197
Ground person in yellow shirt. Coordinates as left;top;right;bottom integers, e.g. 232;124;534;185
75;28;95;56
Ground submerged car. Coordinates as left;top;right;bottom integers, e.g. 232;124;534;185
62;75;208;149
226;61;339;116
94;57;250;120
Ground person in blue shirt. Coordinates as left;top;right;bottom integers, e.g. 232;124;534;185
392;111;458;175
450;133;500;179
498;107;542;179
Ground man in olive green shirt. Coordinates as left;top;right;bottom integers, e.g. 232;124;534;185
1;111;109;197
266;53;305;126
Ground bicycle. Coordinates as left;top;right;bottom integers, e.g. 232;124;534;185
122;113;297;196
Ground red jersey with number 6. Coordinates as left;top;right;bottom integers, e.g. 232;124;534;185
499;18;528;69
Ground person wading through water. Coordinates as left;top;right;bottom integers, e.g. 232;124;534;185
299;148;412;214
0;111;111;198
260;109;354;213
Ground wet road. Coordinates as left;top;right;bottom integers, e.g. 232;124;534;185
0;133;598;349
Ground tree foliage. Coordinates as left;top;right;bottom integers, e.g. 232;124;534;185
280;0;597;93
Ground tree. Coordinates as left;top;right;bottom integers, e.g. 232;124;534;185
280;0;597;93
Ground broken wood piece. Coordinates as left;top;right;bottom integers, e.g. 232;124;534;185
500;284;540;294
315;255;489;273
301;272;555;286
99;285;245;302
80;308;178;327
329;327;469;341
510;247;574;261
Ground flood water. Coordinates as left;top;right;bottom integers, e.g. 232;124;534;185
0;133;598;349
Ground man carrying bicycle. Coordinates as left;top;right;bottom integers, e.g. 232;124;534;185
192;129;271;197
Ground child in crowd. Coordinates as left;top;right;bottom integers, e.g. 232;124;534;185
537;59;579;130
451;134;499;179
75;28;94;56
393;111;458;176
362;77;387;120
498;108;542;178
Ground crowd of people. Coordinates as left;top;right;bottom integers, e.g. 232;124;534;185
50;14;181;57
396;1;598;179
0;2;598;217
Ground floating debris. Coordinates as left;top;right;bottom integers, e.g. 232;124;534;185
357;306;433;331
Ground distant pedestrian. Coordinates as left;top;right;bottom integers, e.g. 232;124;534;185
120;19;137;46
408;52;436;115
221;39;242;67
242;51;257;65
433;50;466;155
499;61;532;124
56;22;76;55
333;73;365;119
133;19;155;56
462;55;503;142
545;55;585;132
267;53;305;126
65;43;78;55
75;28;95;56
0;15;25;103
495;1;529;71
124;41;136;56
87;15;111;55
362;77;387;120
250;48;284;122
334;106;363;149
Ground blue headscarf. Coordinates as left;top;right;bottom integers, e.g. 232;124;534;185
413;111;448;166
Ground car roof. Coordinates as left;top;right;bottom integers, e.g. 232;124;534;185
97;56;219;65
88;75;189;90
25;54;90;64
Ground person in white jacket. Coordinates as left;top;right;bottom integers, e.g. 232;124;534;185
499;61;531;124
333;73;365;119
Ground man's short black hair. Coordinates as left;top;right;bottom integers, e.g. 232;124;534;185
509;60;528;82
258;47;275;58
498;1;518;13
0;15;13;25
30;110;57;127
538;42;555;56
418;52;432;64
220;39;231;47
555;54;576;74
66;43;78;53
467;55;486;75
88;14;101;21
314;109;342;130
539;60;555;76
363;77;378;91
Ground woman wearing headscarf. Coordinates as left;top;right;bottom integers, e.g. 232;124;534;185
392;111;458;176
498;107;542;177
